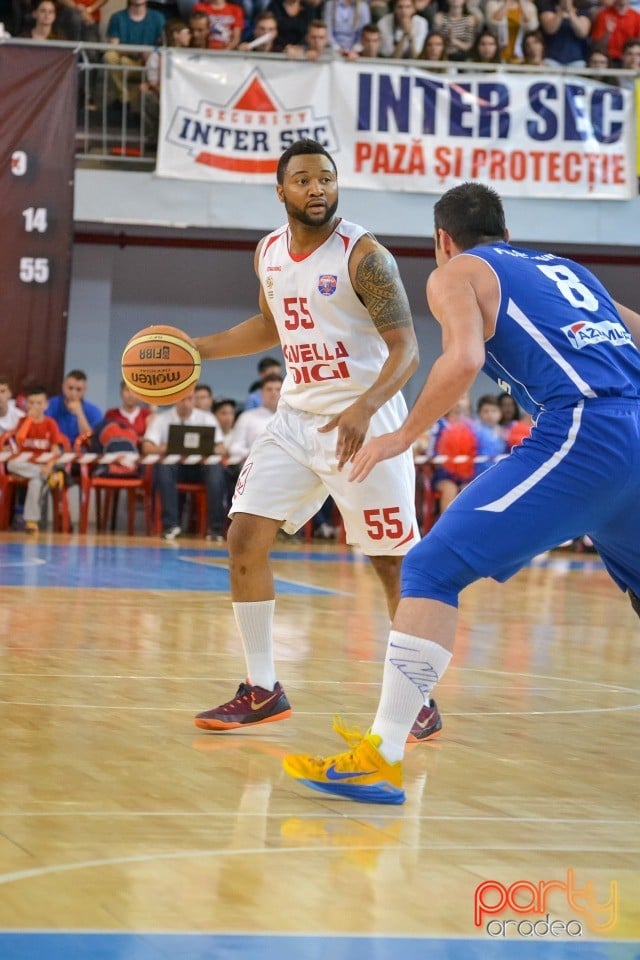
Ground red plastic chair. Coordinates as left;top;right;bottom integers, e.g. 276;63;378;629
152;479;208;537
76;434;152;535
0;431;72;532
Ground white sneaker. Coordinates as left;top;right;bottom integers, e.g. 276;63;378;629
162;526;181;541
314;523;335;540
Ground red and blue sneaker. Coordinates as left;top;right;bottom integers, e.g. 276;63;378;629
194;680;292;731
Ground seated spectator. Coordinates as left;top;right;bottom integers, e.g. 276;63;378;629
539;0;591;67
142;389;227;541
497;390;521;440
194;385;233;460
188;8;210;43
234;0;271;41
286;17;336;56
434;0;480;60
46;369;103;448
472;394;506;477
618;36;640;85
212;398;237;450
378;0;428;57
521;27;546;63
193;382;214;412
227;373;282;466
586;45;618;81
418;28;448;60
356;20;384;54
104;0;165;107
245;356;283;410
20;0;66;39
210;397;237;516
470;25;503;62
323;0;370;54
140;16;191;146
591;0;640;65
430;394;477;513
103;381;151;439
238;8;279;47
485;0;538;62
267;0;313;49
194;0;244;47
0;375;25;433
7;386;64;535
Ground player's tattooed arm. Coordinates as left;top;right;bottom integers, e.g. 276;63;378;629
353;246;413;333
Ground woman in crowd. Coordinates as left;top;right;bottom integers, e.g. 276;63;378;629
434;0;480;61
378;0;429;57
485;0;538;62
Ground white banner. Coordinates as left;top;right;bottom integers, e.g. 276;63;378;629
157;53;636;200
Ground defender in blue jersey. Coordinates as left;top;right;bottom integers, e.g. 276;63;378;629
283;182;640;805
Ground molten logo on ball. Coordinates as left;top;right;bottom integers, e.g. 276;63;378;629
121;325;201;406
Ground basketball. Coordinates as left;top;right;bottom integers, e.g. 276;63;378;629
121;325;201;405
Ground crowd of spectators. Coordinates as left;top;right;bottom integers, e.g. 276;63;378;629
4;0;640;69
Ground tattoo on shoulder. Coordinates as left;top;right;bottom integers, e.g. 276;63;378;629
355;249;411;332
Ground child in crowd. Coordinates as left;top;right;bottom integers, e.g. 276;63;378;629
6;386;65;534
472;394;507;477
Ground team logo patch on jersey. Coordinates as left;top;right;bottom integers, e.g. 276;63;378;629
561;320;632;350
318;274;337;297
265;275;275;299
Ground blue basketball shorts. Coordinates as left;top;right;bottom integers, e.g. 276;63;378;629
402;398;640;604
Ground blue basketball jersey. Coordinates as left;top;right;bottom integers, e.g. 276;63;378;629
464;243;640;414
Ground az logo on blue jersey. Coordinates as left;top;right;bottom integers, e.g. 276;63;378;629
562;320;632;350
318;274;337;297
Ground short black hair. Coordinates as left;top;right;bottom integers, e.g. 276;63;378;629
26;385;48;397
258;356;282;374
261;373;283;387
195;383;213;396
213;398;237;414
476;393;499;412
276;138;337;186
65;369;87;381
434;182;507;251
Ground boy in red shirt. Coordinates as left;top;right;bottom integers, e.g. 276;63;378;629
7;387;64;534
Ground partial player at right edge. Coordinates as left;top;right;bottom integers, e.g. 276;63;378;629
283;181;640;805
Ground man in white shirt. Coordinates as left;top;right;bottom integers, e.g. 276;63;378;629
0;377;25;433
227;374;281;466
142;389;226;540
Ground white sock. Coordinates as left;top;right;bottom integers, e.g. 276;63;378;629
372;630;452;763
232;600;277;691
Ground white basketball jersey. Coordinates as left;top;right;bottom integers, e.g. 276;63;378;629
258;218;390;415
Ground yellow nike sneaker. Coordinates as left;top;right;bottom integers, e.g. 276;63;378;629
194;681;292;730
282;731;405;805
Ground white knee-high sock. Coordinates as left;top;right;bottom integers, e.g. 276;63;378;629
232;600;276;691
372;630;452;763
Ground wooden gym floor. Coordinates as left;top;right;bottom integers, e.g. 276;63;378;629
0;531;638;960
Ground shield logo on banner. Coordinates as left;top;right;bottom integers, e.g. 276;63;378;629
318;274;337;296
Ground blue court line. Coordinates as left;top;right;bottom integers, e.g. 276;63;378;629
0;934;637;960
0;542;606;593
0;544;337;595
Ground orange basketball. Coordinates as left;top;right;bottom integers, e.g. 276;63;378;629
121;325;201;405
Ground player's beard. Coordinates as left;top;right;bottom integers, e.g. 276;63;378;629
284;196;339;228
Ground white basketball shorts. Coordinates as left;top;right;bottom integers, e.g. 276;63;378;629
229;398;419;556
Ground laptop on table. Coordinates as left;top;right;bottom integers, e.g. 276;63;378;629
167;424;216;458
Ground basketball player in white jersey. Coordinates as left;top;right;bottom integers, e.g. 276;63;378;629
192;138;442;741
